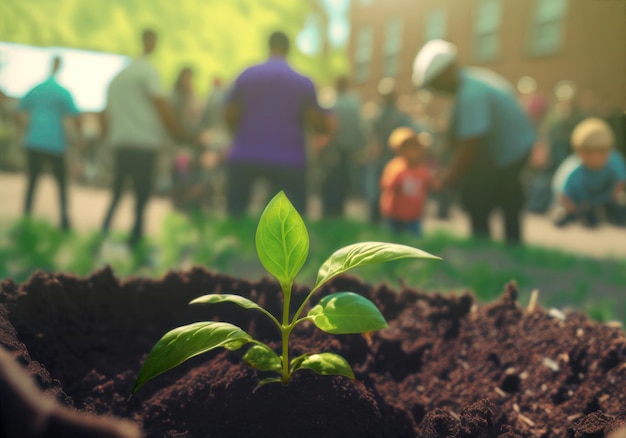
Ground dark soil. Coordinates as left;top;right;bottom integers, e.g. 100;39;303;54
1;267;625;437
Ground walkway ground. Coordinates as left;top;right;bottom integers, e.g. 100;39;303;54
1;172;624;259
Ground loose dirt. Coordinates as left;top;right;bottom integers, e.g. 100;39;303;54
1;268;625;437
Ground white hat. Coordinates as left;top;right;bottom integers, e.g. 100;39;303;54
412;39;458;88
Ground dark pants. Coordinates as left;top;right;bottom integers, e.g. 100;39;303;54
102;147;157;246
388;219;422;236
24;149;69;229
460;153;529;244
227;162;307;217
321;150;353;218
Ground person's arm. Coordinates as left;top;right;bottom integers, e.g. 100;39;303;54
62;89;84;149
303;79;331;135
440;86;489;188
440;137;481;188
15;91;32;129
153;96;187;141
98;110;108;140
144;66;188;142
14;112;28;129
562;171;584;213
223;101;240;134
72;114;84;150
380;160;404;192
305;105;331;135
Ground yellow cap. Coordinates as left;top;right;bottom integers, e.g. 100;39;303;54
388;127;432;152
388;127;418;152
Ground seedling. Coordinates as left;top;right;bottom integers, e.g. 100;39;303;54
131;192;440;394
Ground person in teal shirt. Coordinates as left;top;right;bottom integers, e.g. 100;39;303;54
413;40;535;244
17;56;82;230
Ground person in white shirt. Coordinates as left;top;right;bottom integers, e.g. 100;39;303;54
100;29;186;247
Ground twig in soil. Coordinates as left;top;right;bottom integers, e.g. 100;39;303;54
494;387;507;398
541;357;560;372
447;410;461;422
567;413;583;422
605;321;623;329
548;308;566;321
515;410;536;427
527;289;539;313
513;403;537;427
517;414;536;427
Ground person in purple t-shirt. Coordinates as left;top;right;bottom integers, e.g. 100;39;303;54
223;31;329;216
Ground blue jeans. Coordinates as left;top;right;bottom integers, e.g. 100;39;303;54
388;219;422;236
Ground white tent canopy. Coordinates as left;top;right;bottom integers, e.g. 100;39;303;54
0;42;130;112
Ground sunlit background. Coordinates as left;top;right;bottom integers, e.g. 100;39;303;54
1;0;352;106
0;0;625;322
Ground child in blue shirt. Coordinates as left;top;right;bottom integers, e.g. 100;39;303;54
555;118;626;227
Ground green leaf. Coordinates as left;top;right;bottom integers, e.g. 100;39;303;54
190;294;263;310
132;322;252;395
289;353;309;372
255;191;309;288
190;294;280;327
307;292;388;334
243;343;282;373
315;242;440;290
253;377;284;392
292;352;355;380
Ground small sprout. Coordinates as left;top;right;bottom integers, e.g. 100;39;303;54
131;191;440;395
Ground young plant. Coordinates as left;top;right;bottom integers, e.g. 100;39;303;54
131;191;440;394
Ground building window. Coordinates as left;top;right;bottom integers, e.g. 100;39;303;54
354;25;374;83
382;17;403;78
424;8;447;42
474;0;502;61
529;0;569;56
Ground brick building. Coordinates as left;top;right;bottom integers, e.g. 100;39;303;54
349;0;626;109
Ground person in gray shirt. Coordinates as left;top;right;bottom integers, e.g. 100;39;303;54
320;76;366;218
100;29;187;247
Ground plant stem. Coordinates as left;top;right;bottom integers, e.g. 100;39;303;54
291;285;321;325
281;281;292;384
281;325;291;383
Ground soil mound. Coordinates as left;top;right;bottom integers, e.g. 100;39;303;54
1;268;625;437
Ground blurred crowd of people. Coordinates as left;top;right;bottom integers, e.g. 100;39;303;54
2;29;625;247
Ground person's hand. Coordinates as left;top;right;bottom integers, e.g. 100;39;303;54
312;134;330;152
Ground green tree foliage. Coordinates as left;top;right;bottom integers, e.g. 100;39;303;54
1;0;348;92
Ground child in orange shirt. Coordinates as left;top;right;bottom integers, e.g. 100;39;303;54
380;127;434;235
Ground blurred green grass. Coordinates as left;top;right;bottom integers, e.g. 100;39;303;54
1;213;624;323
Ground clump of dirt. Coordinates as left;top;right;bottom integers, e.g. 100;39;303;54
1;267;625;437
